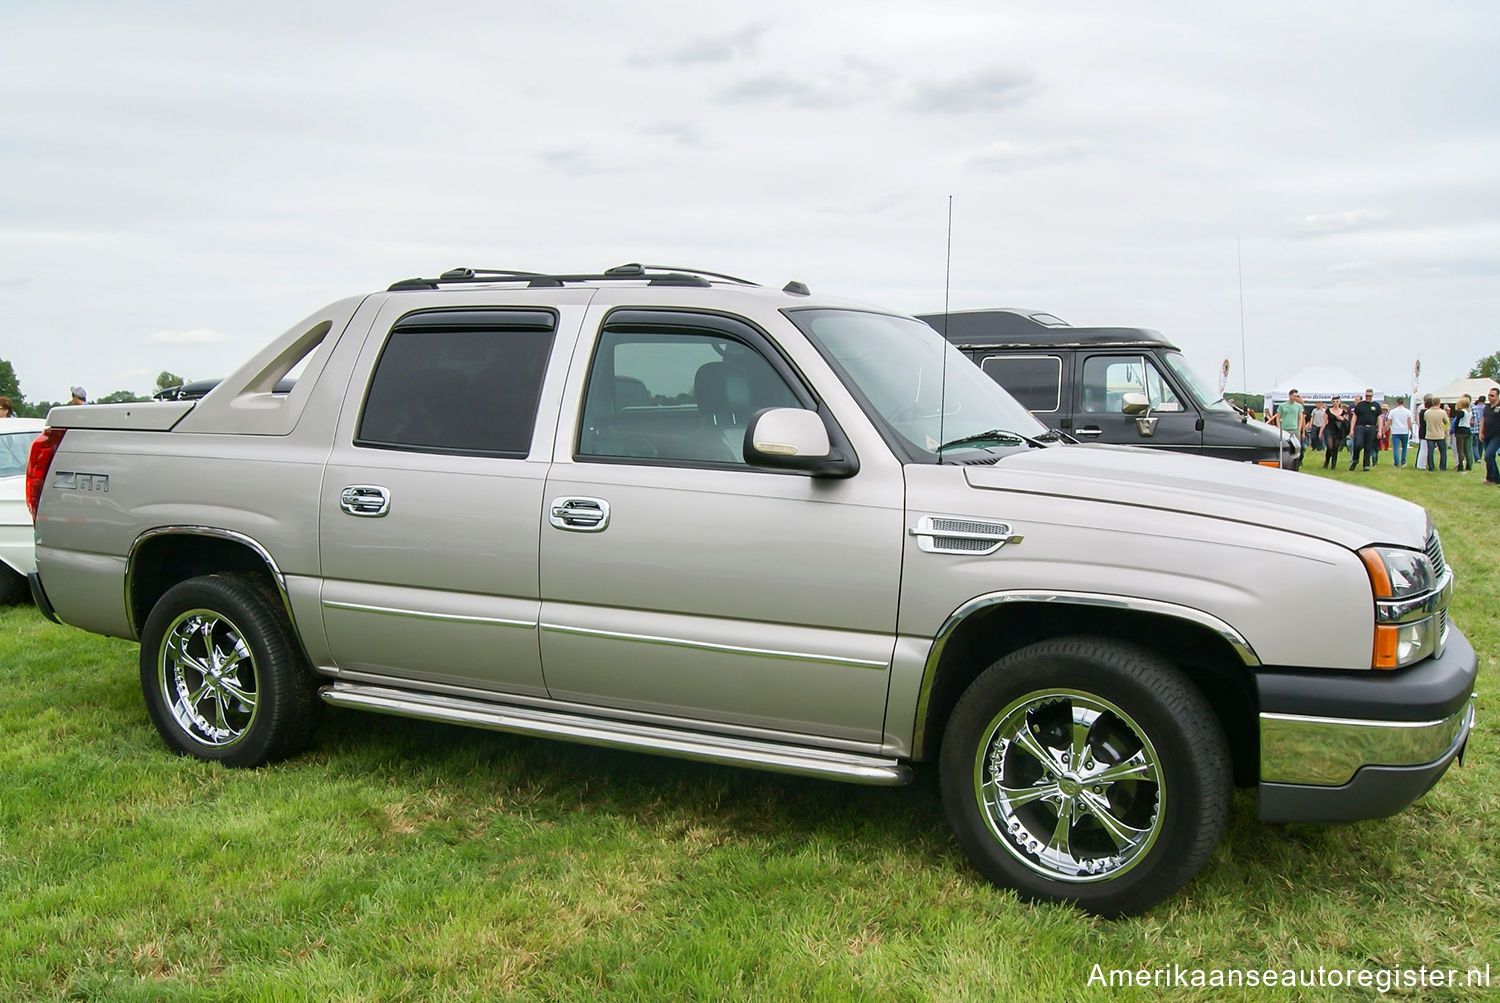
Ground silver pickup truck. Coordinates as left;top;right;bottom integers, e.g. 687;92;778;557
26;264;1475;916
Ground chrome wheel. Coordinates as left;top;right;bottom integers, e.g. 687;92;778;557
157;608;260;748
974;688;1164;883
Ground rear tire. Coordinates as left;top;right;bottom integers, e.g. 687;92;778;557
939;637;1231;917
139;573;319;767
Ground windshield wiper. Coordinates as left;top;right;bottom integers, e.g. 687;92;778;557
936;428;1036;452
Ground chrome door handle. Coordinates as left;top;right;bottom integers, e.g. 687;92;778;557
1073;428;1104;438
340;485;391;517
549;497;610;532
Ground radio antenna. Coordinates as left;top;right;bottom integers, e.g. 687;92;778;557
939;195;953;462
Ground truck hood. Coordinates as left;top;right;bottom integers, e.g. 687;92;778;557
964;444;1428;551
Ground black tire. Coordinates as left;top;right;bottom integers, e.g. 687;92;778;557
139;573;319;767
939;637;1231;917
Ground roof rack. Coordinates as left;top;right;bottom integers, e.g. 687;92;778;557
387;263;761;292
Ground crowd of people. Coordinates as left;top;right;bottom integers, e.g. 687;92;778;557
1272;387;1500;483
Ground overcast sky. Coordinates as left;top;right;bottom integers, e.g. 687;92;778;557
3;0;1496;403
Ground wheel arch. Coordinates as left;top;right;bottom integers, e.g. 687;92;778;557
912;592;1261;786
126;527;297;641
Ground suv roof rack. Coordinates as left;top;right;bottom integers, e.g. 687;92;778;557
388;263;760;292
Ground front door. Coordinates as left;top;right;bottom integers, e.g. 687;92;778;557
1074;353;1203;451
538;309;904;745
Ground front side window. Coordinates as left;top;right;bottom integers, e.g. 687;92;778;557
357;311;556;456
578;325;801;465
1081;355;1183;413
980;354;1062;413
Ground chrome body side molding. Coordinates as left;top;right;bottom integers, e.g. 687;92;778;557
322;599;536;629
538;622;891;670
910;590;1261;754
321;681;912;786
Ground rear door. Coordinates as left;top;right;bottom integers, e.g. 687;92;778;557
1074;352;1203;451
317;299;583;695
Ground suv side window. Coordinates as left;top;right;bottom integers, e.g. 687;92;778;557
980;354;1061;413
1081;355;1184;413
578;323;801;465
357;310;556;456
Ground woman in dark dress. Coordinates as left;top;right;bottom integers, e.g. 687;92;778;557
1322;398;1349;469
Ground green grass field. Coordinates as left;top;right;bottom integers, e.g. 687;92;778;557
2;459;1494;1001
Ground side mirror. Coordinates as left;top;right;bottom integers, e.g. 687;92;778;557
1121;392;1150;415
745;408;857;477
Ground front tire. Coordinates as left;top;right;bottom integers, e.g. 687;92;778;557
139;574;319;767
940;637;1230;917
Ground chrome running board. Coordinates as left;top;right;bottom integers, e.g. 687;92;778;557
320;682;912;786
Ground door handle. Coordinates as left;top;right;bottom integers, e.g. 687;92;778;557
1073;428;1104;438
340;485;391;517
549;497;610;532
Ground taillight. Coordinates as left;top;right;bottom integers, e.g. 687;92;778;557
26;428;66;519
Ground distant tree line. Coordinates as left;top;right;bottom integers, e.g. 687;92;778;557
0;360;186;417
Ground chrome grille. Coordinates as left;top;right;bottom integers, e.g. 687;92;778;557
932;536;997;552
933;518;1008;536
1426;531;1446;578
929;519;1009;553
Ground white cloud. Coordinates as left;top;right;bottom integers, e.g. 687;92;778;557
147;329;231;344
1285;209;1392;237
964;139;1092;174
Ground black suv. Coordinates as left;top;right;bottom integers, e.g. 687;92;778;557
919;309;1300;467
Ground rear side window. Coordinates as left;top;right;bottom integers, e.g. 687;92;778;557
357;310;556;456
981;354;1061;413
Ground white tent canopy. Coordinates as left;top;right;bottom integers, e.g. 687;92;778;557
1264;366;1376;406
1427;376;1499;404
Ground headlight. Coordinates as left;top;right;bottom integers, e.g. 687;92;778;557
1359;546;1441;668
1359;546;1435;599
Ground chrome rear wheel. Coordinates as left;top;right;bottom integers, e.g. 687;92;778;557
140;573;318;766
158;609;260;748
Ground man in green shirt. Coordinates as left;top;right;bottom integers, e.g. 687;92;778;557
1275;390;1306;440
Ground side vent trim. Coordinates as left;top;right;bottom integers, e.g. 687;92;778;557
909;515;1022;556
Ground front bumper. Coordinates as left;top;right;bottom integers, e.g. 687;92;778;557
1255;626;1477;823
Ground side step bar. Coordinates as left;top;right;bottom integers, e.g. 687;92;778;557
321;682;912;786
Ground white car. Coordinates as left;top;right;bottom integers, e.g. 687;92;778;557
0;417;46;603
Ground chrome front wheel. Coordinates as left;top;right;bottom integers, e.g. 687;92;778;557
940;637;1230;916
976;689;1163;882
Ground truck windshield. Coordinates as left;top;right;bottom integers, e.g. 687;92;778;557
787;309;1048;460
1162;351;1235;412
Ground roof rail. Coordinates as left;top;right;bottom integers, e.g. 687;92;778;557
387;263;760;292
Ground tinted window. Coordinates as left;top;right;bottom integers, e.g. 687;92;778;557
980;354;1061;413
357;312;555;456
578;327;799;465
